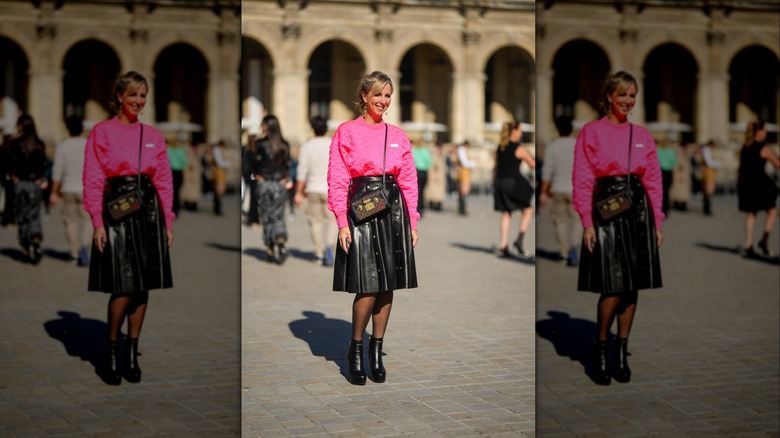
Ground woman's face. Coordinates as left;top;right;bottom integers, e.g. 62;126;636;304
363;83;392;120
118;82;147;120
510;125;522;142
755;126;767;142
608;83;637;120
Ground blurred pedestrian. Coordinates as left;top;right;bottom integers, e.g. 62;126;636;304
167;141;187;216
656;140;678;217
181;141;202;211
7;114;48;264
456;140;476;215
210;140;230;215
49;115;91;266
670;142;692;211
294;115;337;266
494;120;535;258
412;140;433;217
737;120;780;257
573;71;663;385
328;71;419;385
1;130;16;227
539;115;581;265
425;143;446;211
83;71;174;385
701;140;719;215
242;137;260;227
253;115;292;264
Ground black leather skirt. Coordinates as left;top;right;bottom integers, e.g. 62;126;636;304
88;175;173;294
577;175;662;294
333;174;418;293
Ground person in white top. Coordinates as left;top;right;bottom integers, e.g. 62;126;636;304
49;115;91;266
456;140;477;215
701;140;719;215
539;115;582;266
294;115;337;266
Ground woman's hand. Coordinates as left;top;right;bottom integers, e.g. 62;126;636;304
583;226;596;253
656;229;663;249
167;229;174;248
93;227;107;253
411;230;419;248
338;227;352;253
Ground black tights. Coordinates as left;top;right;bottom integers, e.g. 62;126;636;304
596;290;638;342
107;291;149;342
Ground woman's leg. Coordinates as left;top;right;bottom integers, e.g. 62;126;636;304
615;290;638;339
499;212;511;250
743;212;756;250
596;294;619;342
763;207;777;234
370;291;394;338
352;293;377;340
126;290;150;339
107;295;130;341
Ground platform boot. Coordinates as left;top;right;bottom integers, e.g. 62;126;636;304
347;339;366;385
368;337;386;383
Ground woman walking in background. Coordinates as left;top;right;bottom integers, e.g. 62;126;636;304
573;71;663;385
83;71;174;385
328;71;419;385
737;120;780;257
253;115;292;264
7;114;48;264
493;120;535;258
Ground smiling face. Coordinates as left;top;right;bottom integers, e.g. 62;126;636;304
118;81;147;122
362;82;392;122
755;125;768;142
608;82;637;122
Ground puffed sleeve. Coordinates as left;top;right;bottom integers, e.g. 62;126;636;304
82;127;107;228
327;124;351;228
640;134;665;230
150;129;175;229
394;129;419;230
572;124;597;229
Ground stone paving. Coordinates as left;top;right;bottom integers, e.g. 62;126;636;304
535;194;780;437
242;194;536;437
0;195;241;437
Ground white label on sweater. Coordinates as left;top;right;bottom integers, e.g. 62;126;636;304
635;143;643;148
146;143;155;148
391;143;399;148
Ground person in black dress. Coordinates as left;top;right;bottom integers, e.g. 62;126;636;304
737;120;780;257
494;120;536;257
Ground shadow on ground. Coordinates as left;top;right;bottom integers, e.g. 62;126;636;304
450;242;535;265
243;247;314;263
696;242;780;265
43;311;107;381
288;311;351;381
536;310;604;371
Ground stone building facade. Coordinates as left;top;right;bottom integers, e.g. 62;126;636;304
241;0;536;149
0;0;241;150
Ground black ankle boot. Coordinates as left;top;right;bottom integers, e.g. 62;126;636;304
589;340;611;385
758;232;770;256
612;338;631;383
514;233;530;258
368;337;386;383
347;339;366;385
102;340;121;385
124;337;142;383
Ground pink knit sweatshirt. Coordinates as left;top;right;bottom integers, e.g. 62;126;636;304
327;117;419;230
572;117;664;230
83;117;174;229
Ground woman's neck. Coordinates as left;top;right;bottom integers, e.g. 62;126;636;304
362;113;382;125
607;113;628;125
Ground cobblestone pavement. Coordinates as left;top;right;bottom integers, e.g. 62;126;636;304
242;194;536;437
0;195;241;437
535;194;780;437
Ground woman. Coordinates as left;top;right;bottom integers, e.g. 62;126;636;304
737;120;780;257
8;114;48;264
494;120;536;258
572;71;664;385
328;71;419;385
253;115;292;264
83;71;174;385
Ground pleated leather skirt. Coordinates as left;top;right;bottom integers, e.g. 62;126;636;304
88;175;173;294
578;175;662;294
333;174;418;294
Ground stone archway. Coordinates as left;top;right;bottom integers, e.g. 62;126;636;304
0;36;30;133
62;39;121;127
729;45;779;144
153;43;209;144
399;44;454;144
307;40;366;124
552;39;610;125
484;45;535;143
241;36;274;136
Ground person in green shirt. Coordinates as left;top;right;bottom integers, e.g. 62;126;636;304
167;142;188;216
656;140;678;217
411;141;433;217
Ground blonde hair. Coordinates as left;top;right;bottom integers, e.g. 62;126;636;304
354;71;393;114
110;71;148;116
599;71;637;116
744;120;765;147
499;120;520;151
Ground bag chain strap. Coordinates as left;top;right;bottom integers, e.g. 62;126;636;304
136;124;144;187
627;123;633;196
381;124;388;188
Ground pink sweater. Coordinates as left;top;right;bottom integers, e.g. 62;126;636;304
327;117;419;229
83;117;174;229
572;117;664;230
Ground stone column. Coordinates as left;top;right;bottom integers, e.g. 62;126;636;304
697;72;729;145
208;72;241;147
535;67;553;146
273;68;309;147
28;68;62;147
